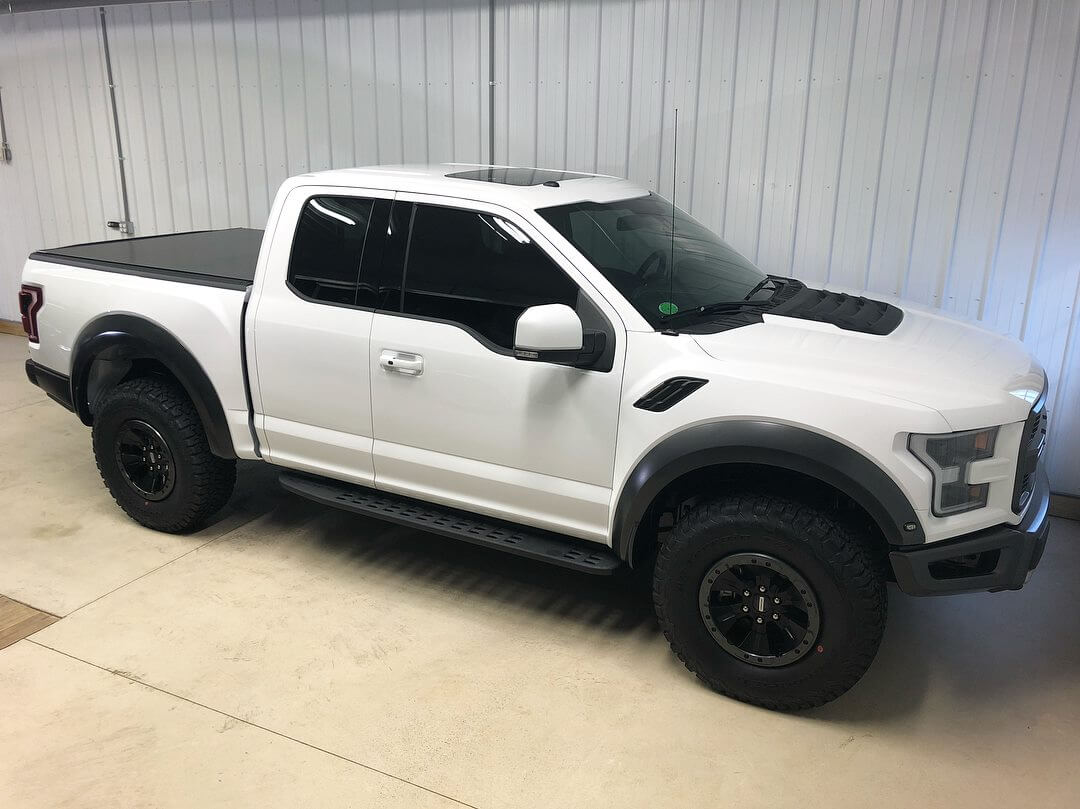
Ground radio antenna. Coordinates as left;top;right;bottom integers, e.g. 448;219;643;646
670;108;678;311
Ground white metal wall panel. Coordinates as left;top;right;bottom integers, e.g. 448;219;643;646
789;0;861;287
0;0;1078;495
901;0;986;305
686;0;740;229
863;0;944;296
722;0;777;261
0;6;122;316
755;0;816;275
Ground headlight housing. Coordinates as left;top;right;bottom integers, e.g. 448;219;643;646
908;427;999;516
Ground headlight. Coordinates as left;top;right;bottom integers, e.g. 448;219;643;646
908;427;999;516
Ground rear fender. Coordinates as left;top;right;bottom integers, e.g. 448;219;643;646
71;314;236;459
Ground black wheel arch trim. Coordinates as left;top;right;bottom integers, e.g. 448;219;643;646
613;420;924;565
71;313;237;459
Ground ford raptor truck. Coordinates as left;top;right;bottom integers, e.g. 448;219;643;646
20;165;1050;709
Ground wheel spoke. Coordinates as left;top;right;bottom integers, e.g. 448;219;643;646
710;603;743;629
134;469;150;493
713;570;745;593
750;623;769;656
777;614;807;643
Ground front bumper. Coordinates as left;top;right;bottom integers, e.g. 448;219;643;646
889;467;1050;596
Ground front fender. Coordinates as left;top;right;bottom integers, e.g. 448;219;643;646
612;420;924;565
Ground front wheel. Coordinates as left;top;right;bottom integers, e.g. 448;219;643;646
653;493;887;710
92;377;236;533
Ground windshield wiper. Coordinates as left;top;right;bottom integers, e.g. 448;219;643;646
658;277;789;326
659;299;770;326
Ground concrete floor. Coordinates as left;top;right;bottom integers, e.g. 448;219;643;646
0;332;1077;808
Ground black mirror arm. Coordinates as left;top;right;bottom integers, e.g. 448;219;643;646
512;330;606;369
573;330;606;368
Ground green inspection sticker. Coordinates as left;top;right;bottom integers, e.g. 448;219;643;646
658;301;679;315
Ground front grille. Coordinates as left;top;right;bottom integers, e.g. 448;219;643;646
1012;387;1047;513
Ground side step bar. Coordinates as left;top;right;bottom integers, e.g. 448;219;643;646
279;472;622;575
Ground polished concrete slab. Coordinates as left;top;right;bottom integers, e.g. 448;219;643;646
0;642;464;809
1;333;1077;807
0;336;280;616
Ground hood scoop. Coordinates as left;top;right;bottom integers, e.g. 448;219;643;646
769;284;903;335
672;279;903;336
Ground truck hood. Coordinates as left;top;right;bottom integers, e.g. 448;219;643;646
692;300;1044;430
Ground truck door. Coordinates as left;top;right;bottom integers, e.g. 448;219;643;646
368;195;625;543
249;185;393;484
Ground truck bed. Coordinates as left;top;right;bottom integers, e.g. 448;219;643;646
30;228;263;291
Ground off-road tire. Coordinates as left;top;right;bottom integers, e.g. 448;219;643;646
92;377;236;533
653;492;887;710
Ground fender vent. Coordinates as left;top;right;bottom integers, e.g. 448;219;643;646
634;377;707;412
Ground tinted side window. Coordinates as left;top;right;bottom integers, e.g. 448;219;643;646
287;196;375;305
402;205;579;350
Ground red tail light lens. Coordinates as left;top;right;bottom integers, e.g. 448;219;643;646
18;284;43;343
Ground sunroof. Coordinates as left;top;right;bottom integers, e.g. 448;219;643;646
445;167;593;186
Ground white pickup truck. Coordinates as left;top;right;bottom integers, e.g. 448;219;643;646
20;164;1049;709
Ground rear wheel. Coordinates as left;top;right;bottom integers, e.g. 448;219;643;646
92;377;236;533
653;492;887;710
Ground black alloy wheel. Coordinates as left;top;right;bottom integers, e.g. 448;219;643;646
114;419;177;501
698;552;820;668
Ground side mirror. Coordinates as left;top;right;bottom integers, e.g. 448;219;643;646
514;304;606;369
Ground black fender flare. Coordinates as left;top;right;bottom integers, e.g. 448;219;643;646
612;420;924;565
70;314;236;459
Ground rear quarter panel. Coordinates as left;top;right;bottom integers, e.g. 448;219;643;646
21;257;254;457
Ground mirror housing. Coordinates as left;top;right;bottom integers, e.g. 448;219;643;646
514;304;606;369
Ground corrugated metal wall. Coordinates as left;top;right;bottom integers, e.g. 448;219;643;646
0;0;1078;494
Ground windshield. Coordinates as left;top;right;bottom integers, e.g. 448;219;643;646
538;193;767;327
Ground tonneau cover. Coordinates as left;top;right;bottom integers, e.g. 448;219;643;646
31;228;263;290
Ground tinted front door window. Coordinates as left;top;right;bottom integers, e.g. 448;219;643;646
401;204;579;350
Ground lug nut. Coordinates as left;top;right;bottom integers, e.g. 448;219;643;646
756;616;764;624
742;605;749;613
743;590;750;597
772;613;779;620
759;586;766;593
773;597;781;604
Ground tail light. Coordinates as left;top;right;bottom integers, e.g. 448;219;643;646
18;284;43;343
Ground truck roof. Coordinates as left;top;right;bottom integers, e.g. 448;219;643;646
288;163;652;210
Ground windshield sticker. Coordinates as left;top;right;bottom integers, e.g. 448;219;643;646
658;301;679;316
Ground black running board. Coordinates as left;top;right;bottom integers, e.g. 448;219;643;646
279;472;622;575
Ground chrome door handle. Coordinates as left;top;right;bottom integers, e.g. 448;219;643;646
380;350;423;376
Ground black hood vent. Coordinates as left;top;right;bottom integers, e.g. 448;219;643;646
670;279;903;336
770;284;903;335
634;377;708;412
